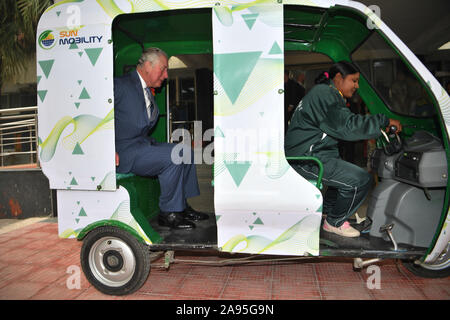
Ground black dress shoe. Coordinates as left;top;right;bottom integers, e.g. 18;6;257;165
183;205;210;221
158;212;196;229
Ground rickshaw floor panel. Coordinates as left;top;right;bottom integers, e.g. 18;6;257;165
319;229;427;259
145;213;426;259
148;214;218;250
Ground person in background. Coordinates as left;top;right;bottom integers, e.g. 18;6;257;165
284;70;304;132
295;70;306;93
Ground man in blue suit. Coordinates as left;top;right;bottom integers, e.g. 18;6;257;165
114;47;208;229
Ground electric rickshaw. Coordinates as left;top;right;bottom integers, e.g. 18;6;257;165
36;0;450;295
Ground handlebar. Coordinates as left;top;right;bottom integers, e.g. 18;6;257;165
379;127;402;156
389;125;398;135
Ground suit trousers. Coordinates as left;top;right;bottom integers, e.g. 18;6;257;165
293;157;372;227
130;141;200;213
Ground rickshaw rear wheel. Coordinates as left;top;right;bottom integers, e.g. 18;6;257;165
80;226;151;296
401;258;450;279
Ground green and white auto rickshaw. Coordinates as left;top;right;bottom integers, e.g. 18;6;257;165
36;0;450;295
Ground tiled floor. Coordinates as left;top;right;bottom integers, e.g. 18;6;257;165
0;220;448;300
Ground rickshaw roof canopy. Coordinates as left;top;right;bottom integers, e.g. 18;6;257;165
112;5;370;65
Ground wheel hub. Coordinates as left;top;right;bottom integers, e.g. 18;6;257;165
88;236;136;287
103;250;124;272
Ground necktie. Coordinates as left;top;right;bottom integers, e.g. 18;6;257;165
145;87;154;119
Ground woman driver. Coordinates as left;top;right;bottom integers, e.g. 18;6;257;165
285;61;401;237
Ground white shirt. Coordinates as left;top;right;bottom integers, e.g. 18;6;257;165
137;71;151;107
137;71;155;119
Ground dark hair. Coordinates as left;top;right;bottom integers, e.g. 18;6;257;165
315;61;360;85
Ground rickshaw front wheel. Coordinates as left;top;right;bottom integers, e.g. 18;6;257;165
80;226;151;295
401;255;450;279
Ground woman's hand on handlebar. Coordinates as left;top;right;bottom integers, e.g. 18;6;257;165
387;118;402;133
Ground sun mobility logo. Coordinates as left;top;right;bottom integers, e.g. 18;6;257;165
38;29;103;49
38;30;56;50
58;30;103;45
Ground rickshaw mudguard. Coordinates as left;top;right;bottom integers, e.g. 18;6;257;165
77;219;147;244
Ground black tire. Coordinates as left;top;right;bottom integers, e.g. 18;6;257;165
402;259;450;279
80;226;151;295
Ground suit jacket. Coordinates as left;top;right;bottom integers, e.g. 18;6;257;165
114;70;160;173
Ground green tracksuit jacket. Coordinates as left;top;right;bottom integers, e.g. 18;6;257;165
285;82;389;160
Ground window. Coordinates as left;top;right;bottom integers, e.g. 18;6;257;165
167;54;213;142
352;32;435;117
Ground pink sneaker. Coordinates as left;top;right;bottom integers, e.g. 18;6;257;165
323;220;360;237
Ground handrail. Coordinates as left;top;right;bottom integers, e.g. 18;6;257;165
0;106;38;168
286;156;324;189
0;106;38;114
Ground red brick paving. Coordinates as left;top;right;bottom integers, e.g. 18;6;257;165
0;221;449;300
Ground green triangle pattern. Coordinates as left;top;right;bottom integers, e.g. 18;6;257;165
77;80;82;85
253;217;264;225
70;177;78;185
56;11;61;16
38;90;48;102
242;13;259;30
249;225;254;230
78;207;87;217
72;142;84;155
37;76;42;85
214;126;225;138
79;87;90;99
214;51;262;104
85;48;103;66
224;160;251;187
78;52;83;57
75;218;80;223
269;41;282;55
74;102;80;109
39;60;55;79
69;43;78;49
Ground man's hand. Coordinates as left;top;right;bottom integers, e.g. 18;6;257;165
387;118;402;133
115;152;119;166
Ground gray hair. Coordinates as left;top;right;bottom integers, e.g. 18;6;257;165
137;47;168;67
293;70;305;78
